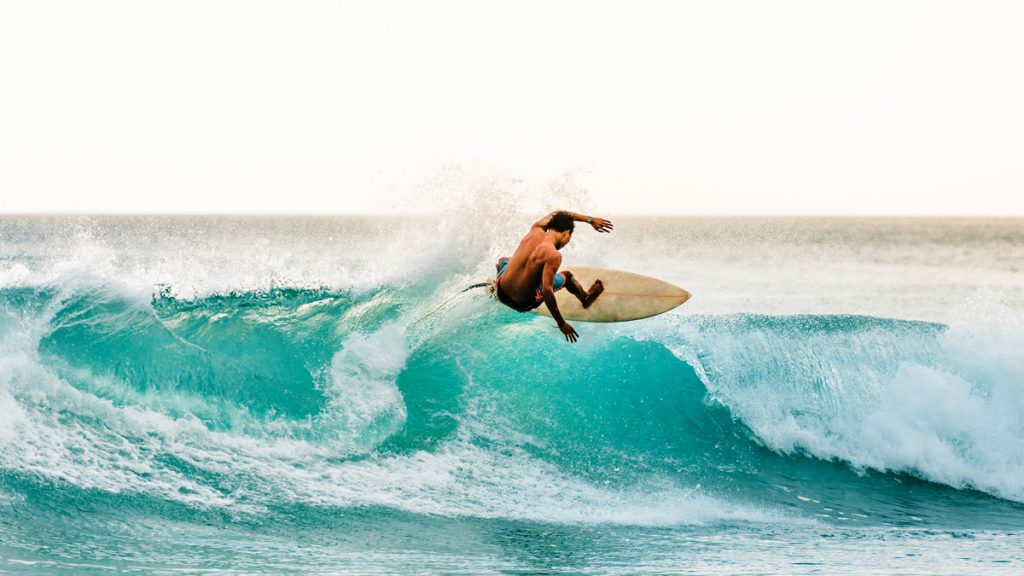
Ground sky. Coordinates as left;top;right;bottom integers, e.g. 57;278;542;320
1;1;1022;216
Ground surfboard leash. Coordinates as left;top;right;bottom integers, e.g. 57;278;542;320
411;282;491;326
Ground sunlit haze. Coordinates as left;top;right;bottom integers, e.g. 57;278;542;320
2;1;1022;215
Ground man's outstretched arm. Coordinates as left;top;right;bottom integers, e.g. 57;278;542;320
532;211;614;233
539;251;579;343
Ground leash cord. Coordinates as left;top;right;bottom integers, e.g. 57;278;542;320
411;282;490;326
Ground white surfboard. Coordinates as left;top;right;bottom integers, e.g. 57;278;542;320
492;266;690;323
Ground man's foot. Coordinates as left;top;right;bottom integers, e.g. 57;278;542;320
582;279;604;309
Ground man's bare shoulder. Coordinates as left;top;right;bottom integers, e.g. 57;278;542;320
535;242;562;264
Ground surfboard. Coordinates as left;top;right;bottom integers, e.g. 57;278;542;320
490;266;690;323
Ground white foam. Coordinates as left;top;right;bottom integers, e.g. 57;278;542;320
0;263;31;288
323;324;409;451
668;298;1024;502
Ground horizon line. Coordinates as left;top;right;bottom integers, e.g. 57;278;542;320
2;211;1023;219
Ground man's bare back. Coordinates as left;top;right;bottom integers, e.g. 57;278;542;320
496;228;562;303
494;210;613;342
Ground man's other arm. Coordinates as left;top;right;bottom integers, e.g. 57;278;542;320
532;211;614;233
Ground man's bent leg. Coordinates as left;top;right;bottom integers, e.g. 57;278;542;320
562;270;604;309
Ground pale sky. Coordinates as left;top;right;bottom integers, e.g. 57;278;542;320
1;1;1022;215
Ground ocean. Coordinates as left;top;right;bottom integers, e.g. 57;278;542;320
1;215;1022;575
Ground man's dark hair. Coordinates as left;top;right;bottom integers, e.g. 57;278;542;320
544;211;575;233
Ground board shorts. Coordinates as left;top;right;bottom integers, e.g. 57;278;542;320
493;257;566;312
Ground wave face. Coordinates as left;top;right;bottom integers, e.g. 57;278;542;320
3;277;1023;533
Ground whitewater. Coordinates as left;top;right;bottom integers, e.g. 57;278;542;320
1;214;1023;575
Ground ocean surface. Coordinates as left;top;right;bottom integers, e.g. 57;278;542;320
1;215;1022;575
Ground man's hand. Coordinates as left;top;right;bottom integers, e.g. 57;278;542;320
558;321;579;343
590;217;614;233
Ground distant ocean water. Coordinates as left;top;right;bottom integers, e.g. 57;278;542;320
1;215;1022;575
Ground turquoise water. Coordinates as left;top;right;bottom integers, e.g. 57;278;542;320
1;216;1023;574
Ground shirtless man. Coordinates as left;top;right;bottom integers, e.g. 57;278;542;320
493;210;613;342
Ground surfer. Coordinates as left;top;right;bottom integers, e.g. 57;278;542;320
494;210;613;342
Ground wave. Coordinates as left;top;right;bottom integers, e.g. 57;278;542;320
658;309;1024;503
1;277;1023;528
